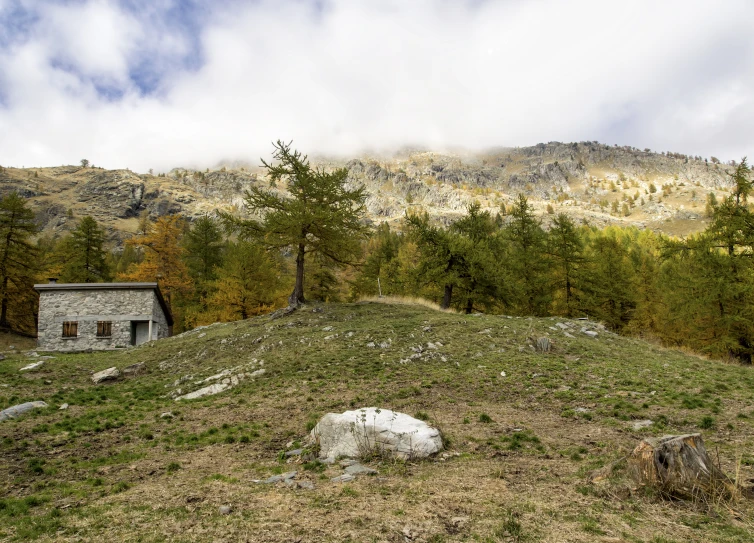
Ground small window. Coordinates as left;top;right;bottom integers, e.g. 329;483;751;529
97;321;112;338
62;321;78;338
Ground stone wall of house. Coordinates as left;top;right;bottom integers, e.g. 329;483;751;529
37;288;170;352
151;295;170;339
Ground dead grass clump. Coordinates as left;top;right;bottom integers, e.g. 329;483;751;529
358;295;458;313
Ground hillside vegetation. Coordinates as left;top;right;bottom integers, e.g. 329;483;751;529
1;301;753;542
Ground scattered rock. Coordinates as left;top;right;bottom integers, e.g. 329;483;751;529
218;505;233;515
19;361;45;372
285;449;304;457
322;326;334;332
59;403;69;410
556;322;570;330
0;401;48;421
366;342;376;348
175;383;229;401
344;463;377;476
563;332;575;338
499;371;506;377
91;367;120;384
583;330;598;338
296;480;315;490
259;471;297;484
311;407;444;461
123;362;146;376
575;407;589;413
160;411;174;419
330;474;356;483
632;419;654;430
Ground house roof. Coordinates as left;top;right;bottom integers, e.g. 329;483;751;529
33;282;174;326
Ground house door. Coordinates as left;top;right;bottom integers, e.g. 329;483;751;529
132;321;150;346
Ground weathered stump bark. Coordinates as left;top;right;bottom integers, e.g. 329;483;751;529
628;434;740;500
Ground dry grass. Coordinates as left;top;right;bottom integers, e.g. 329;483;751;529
358;295;458;313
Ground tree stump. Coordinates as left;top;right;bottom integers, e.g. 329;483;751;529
628;434;741;500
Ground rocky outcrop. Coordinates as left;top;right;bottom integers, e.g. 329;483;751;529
2;141;736;240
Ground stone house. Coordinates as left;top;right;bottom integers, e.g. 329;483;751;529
34;281;173;352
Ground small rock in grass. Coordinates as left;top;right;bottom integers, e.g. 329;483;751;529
160;411;174;419
339;459;359;467
583;330;598;338
260;471;297;484
297;481;315;490
218;505;232;515
0;401;48;421
632;420;653;430
91;367;120;384
285;449;304;457
19;361;45;372
59;403;69;410
330;474;356;483
344;463;377;476
123;362;146;376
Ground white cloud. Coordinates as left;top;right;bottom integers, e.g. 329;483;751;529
1;0;753;171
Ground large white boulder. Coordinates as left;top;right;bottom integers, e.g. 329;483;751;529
311;407;443;461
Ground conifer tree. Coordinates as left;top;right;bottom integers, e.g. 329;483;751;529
504;195;551;316
222;141;367;306
59;216;110;283
407;203;500;312
183;214;224;296
405;211;465;309
0;192;39;332
579;231;637;329
546;213;585;316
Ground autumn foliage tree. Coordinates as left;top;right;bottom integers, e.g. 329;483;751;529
118;215;193;312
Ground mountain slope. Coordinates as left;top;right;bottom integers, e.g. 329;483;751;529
0;142;738;241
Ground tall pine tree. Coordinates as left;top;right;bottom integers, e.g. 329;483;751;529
59;216;111;283
0;192;39;333
222;141;367;306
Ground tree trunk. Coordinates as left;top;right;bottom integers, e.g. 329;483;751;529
0;275;8;329
289;242;306;307
465;298;473;314
628;434;745;500
441;284;453;310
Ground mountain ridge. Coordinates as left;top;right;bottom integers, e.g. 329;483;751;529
0;141;738;242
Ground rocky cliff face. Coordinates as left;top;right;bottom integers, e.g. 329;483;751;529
0;141;737;241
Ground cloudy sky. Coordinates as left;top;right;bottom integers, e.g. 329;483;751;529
1;0;753;172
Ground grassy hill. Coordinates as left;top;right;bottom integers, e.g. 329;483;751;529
1;301;753;542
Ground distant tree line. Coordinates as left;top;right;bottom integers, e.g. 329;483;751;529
2;151;754;364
